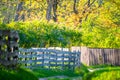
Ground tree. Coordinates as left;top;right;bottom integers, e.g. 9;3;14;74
46;0;58;22
14;1;24;21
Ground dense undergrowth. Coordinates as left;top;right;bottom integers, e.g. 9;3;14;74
0;21;82;48
0;21;120;48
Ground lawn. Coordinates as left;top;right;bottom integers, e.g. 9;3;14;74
83;65;120;80
0;65;38;80
1;64;120;80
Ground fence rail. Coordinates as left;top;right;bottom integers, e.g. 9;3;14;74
18;48;80;70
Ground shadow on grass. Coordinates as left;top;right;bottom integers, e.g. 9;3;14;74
0;66;38;80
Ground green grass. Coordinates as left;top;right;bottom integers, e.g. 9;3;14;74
47;78;70;80
32;64;88;78
33;68;80;78
75;64;89;76
83;67;120;80
0;66;38;80
46;76;82;80
88;64;118;69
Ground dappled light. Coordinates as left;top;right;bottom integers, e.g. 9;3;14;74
0;0;120;80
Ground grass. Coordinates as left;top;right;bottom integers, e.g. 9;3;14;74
0;66;38;80
87;64;117;69
33;68;80;78
0;64;86;80
32;64;88;78
45;76;82;80
75;64;89;76
2;63;120;80
83;67;120;80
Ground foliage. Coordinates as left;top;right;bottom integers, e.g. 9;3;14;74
81;19;120;48
0;20;120;48
83;67;120;80
1;0;119;27
0;21;82;48
0;0;120;48
0;65;38;80
75;64;89;76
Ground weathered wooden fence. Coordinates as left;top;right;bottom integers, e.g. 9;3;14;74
18;47;80;70
81;47;120;66
0;30;19;66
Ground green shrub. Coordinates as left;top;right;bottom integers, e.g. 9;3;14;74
0;22;82;48
0;21;120;48
75;64;89;76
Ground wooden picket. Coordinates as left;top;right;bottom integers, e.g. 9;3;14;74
81;47;120;66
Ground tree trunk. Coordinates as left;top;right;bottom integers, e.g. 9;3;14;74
88;0;90;7
14;1;24;21
46;0;53;21
53;0;58;22
73;0;78;14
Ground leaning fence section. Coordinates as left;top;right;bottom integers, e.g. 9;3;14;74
18;48;80;70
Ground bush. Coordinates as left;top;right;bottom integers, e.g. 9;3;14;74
75;64;89;76
0;21;82;48
0;21;120;48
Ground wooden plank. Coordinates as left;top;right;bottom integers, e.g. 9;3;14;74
19;48;73;54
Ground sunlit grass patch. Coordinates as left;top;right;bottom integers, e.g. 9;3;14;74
83;67;120;80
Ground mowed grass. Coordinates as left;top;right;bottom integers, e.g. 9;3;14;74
32;64;89;78
0;67;38;80
33;68;80;78
83;67;120;80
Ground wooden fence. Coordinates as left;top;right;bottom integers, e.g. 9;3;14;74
18;47;80;70
81;47;120;66
0;30;19;66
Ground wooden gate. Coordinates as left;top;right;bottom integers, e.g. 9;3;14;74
18;48;80;70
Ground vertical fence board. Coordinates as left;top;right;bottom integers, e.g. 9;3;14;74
81;47;120;66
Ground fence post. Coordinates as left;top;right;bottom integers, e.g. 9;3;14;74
62;53;64;70
42;52;44;68
0;30;19;68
